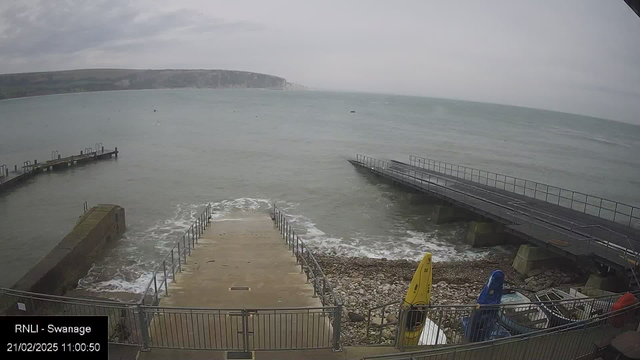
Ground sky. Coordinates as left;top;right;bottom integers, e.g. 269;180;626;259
1;0;639;124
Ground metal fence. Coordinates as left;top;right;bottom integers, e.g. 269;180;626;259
0;203;345;352
140;305;339;351
272;204;342;308
140;204;212;306
366;290;637;350
0;287;340;352
272;204;343;350
0;287;145;345
408;155;640;229
363;301;640;360
354;154;640;275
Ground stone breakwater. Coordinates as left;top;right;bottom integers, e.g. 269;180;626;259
316;254;588;346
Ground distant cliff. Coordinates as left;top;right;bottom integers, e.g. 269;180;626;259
0;69;304;100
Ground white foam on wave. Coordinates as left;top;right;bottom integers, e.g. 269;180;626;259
79;198;506;295
77;197;278;294
282;210;500;262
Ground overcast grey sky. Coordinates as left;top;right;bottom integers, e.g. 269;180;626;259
1;0;639;124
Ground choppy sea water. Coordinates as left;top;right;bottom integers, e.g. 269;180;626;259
1;89;639;293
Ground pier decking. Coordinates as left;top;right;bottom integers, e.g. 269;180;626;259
350;155;640;277
0;146;118;193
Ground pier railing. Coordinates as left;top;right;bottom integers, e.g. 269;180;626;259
408;155;640;229
140;204;212;306
364;301;640;360
366;290;638;349
354;155;640;274
0;287;146;346
0;286;341;352
272;204;342;308
272;204;343;350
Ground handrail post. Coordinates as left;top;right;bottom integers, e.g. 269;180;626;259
137;305;150;351
163;260;169;296
187;229;192;255
183;236;188;263
153;276;158;304
177;242;182;270
300;242;305;274
171;248;177;281
396;308;406;351
333;304;342;351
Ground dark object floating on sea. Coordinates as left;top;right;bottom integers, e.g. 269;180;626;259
350;110;356;113
154;109;156;112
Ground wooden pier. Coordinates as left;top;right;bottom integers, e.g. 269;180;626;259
0;145;118;193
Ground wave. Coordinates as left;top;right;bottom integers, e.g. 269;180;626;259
77;197;277;294
78;197;504;295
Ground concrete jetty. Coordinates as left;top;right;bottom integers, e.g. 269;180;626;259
143;211;332;354
161;211;320;308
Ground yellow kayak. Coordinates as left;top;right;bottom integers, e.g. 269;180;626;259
402;252;432;346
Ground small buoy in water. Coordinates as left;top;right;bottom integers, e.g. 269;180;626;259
350;110;356;113
154;109;156;112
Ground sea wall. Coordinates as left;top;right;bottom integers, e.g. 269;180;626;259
11;204;126;295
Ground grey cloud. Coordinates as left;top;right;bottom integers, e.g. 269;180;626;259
0;0;639;124
0;1;262;58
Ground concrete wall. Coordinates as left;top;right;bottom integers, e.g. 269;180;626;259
512;244;562;275
466;221;506;247
11;204;126;295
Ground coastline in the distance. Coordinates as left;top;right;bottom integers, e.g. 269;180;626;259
0;68;308;100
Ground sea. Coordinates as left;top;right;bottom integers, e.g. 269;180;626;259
1;89;639;292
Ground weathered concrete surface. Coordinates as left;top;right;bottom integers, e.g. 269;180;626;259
431;205;477;224
465;221;506;247
585;273;628;293
160;211;319;308
145;211;329;350
512;244;562;275
12;204;125;295
108;344;140;360
406;193;437;205
137;345;400;360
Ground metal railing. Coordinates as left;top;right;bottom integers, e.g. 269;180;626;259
140;305;339;351
1;203;345;352
272;204;343;350
408;155;640;229
1;164;7;180
354;155;640;273
140;204;212;306
272;204;342;308
366;290;637;349
0;287;340;352
363;301;640;360
0;287;145;345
